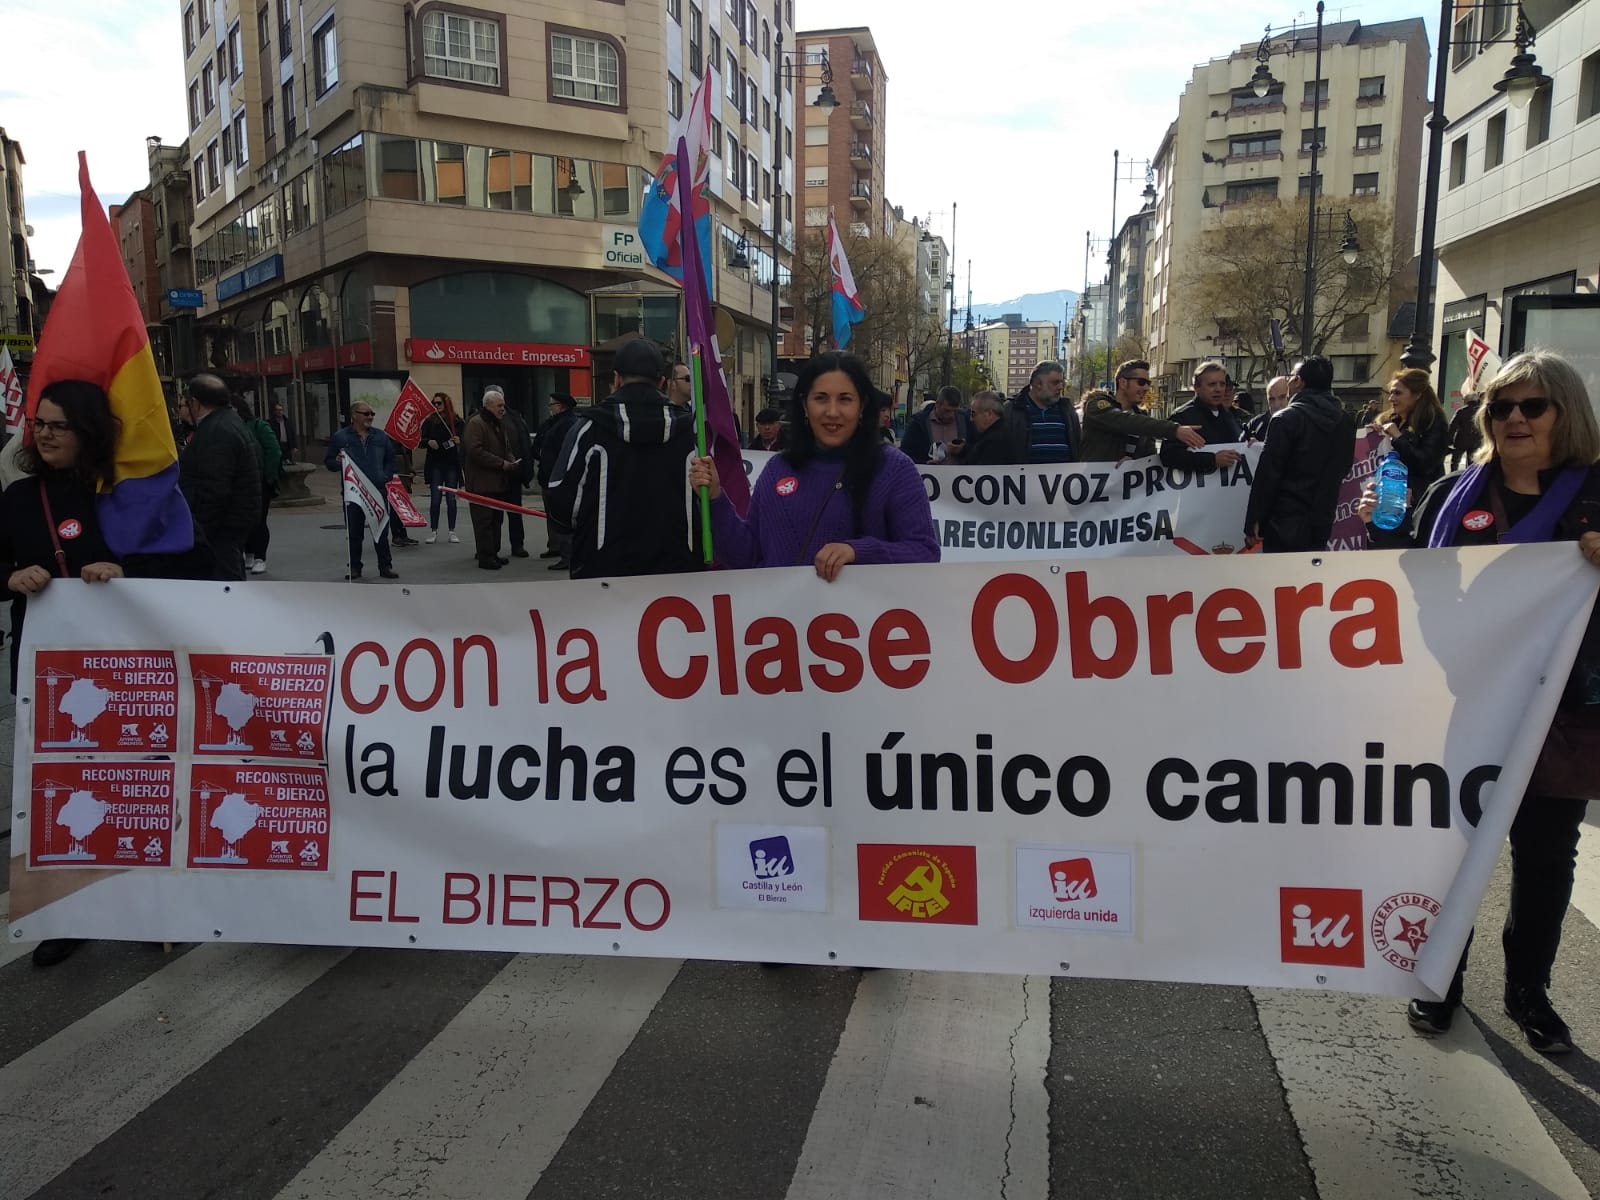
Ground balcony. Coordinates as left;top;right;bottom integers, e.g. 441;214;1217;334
850;56;874;90
849;142;872;168
169;223;191;249
850;100;872;129
849;182;872;209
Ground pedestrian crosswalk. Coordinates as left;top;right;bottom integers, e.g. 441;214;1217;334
3;820;1597;1200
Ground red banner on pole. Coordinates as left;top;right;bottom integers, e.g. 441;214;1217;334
385;378;433;448
386;479;428;527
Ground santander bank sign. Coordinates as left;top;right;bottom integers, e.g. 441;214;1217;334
403;339;592;367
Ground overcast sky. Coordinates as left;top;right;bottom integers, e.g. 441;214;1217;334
7;0;1440;304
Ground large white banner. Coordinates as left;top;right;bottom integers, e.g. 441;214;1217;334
743;447;1264;561
9;550;1596;998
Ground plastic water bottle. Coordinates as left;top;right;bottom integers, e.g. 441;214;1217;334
1371;451;1408;531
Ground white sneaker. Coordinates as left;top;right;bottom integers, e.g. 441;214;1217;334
244;555;256;568
424;532;437;544
448;531;460;543
250;560;268;574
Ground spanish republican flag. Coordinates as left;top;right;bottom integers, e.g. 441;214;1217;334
24;153;194;556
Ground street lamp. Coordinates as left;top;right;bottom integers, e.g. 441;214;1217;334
942;201;958;388
1403;0;1548;368
1106;152;1154;370
770;3;839;392
1249;1;1328;354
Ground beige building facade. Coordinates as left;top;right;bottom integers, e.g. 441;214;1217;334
967;316;1058;396
0;127;38;355
1425;0;1600;406
181;0;795;447
1145;18;1430;407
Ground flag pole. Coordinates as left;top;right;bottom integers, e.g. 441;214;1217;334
339;452;356;583
690;348;714;564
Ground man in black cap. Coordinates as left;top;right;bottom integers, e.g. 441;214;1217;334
747;407;788;452
544;338;702;578
534;392;579;569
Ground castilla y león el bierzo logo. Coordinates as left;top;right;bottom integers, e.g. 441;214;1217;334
857;844;978;925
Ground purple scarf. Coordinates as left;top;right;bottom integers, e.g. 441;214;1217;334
1427;463;1589;548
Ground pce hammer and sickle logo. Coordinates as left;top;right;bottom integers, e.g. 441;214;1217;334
887;860;949;919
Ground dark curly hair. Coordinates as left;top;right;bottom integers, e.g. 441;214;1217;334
783;352;885;535
20;379;122;491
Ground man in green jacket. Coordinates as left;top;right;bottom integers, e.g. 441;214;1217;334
1078;360;1205;462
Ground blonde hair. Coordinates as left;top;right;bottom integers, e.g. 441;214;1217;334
1473;349;1600;467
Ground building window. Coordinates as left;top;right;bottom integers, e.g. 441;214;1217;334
711;117;722;152
726;134;739;184
1581;52;1600;122
746;78;758;125
1527;83;1552;147
283;170;316;237
257;4;270;49
1231;85;1283;111
1342;313;1369;341
1300;126;1324;152
183;4;197;55
322;134;366;217
277;0;291;59
1482;0;1511;41
689;5;703;76
763;19;770;58
1303;79;1329;106
1352;172;1379;196
202;60;215;113
233;111;249;166
1225;180;1277;204
422;9;503;87
1452;12;1476;69
313;16;339;96
222;126;233;166
804;124;827;146
785;125;792;159
197;1;209;34
282;78;296;142
1228;132;1280;157
668;0;681;20
668;72;683;119
762;169;771;200
727;51;739;102
1297;173;1322;198
709;30;721;64
188;80;201;130
228;23;243;81
763;98;771;131
1484;111;1506;169
1357;76;1385;102
205;140;220;193
193;153;206;201
1448;135;1467;187
551;31;621;106
1354;124;1381;150
262;95;275;141
747;152;758;199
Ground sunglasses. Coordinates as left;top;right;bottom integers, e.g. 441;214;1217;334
1487;397;1554;422
1125;377;1152;386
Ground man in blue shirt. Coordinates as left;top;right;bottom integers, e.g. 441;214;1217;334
325;401;399;579
1005;360;1082;463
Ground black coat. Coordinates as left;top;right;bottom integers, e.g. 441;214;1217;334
962;415;1024;465
535;408;579;488
1005;386;1083;464
1243;388;1355;551
1159;399;1244;473
419;412;462;474
179;407;262;543
501;408;536;486
900;407;971;463
1388;414;1449;495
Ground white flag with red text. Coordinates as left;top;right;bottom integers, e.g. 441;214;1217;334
339;452;390;543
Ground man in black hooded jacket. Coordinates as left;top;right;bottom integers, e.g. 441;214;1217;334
1244;355;1356;552
544;339;703;579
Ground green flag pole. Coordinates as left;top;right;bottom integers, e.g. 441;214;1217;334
690;348;714;564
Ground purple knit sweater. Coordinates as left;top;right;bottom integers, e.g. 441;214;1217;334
711;446;940;568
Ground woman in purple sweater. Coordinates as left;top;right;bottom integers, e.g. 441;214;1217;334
690;352;939;580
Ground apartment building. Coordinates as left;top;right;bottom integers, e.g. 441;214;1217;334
180;0;795;447
1426;0;1600;405
782;25;887;362
143;137;203;390
968;315;1058;396
1145;18;1430;406
113;195;162;329
0;127;38;355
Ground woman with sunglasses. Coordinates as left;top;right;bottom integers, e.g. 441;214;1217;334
1361;349;1600;1054
0;379;214;966
419;392;462;544
1369;367;1449;495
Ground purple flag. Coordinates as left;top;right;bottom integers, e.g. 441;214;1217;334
676;136;751;516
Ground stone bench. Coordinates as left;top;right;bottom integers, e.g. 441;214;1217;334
273;462;320;508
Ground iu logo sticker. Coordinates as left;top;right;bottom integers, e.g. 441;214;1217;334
57;518;83;540
1461;510;1493;532
1280;887;1364;968
775;476;799;497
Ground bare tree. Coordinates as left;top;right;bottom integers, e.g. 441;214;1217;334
1173;197;1409;387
